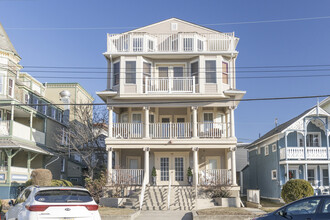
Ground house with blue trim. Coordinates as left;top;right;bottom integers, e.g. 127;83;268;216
243;97;330;201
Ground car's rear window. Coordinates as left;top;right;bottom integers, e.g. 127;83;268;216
35;190;93;203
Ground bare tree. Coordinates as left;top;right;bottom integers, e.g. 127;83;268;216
53;104;108;179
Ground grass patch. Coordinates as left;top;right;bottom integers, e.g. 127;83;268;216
261;207;279;213
98;207;136;215
197;207;254;216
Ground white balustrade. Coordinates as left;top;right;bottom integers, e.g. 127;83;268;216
307;147;327;159
149;123;191;139
112;169;144;185
146;77;195;93
113;123;143;139
108;32;235;53
285;147;304;159
199;169;232;186
198;122;227;138
32;128;45;145
0;121;10;136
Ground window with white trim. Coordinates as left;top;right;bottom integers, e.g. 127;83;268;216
191;62;199;84
306;133;320;147
205;60;216;83
24;92;29;104
125;61;136;84
113;62;120;86
257;147;261;155
8;78;13;97
298;133;304;147
222;62;229;84
264;146;269;156
272;144;277;152
271;170;277;180
322;168;329;186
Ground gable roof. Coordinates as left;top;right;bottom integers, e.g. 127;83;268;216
123;17;223;34
246;107;313;149
0;23;18;56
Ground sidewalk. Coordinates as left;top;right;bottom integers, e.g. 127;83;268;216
135;210;193;220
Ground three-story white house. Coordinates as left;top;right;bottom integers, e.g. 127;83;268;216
97;18;245;198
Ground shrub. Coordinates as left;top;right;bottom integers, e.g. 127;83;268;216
31;169;52;186
0;199;2;213
151;167;156;177
51;179;73;187
281;179;314;203
187;167;193;177
85;170;106;203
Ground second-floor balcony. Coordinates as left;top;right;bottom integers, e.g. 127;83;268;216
107;32;237;54
112;122;229;139
0;120;45;145
280;147;330;160
145;77;196;94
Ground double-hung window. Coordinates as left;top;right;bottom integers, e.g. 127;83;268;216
125;61;136;84
8;78;13;97
205;61;216;83
222;62;229;84
113;62;120;86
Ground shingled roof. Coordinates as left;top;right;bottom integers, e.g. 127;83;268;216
0;23;18;56
246;107;314;149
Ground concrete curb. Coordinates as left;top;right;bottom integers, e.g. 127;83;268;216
101;210;141;220
192;211;255;220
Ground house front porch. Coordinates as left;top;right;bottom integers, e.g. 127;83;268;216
107;148;238;188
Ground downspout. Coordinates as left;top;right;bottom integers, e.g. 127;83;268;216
44;156;59;169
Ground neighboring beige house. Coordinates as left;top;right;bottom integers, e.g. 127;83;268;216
44;83;94;122
97;18;246;208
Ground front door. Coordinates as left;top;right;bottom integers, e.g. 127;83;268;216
155;152;189;185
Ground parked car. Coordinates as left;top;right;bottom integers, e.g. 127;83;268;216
254;195;330;220
5;186;101;220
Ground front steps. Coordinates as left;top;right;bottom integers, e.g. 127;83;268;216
141;186;196;211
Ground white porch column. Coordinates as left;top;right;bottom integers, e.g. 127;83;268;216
327;133;329;160
30;111;33;141
192;147;199;186
192;107;198;138
192;106;198;138
108;107;113;138
231;147;237;185
305;163;308;181
286;163;289;183
144;147;150;184
328;163;330;187
144;107;150;138
230;107;235;138
107;147;113;184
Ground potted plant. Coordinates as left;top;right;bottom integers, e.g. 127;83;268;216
152;167;157;185
187;167;193;185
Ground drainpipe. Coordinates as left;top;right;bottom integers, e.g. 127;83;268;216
44;156;59;169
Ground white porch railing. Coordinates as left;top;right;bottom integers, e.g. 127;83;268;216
149;123;191;139
199;169;232;186
0;120;45;145
280;147;328;160
112;169;144;185
197;122;228;138
307;147;328;159
113;123;143;139
107;32;236;53
145;77;195;94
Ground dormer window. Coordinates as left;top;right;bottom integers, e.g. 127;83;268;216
133;37;143;52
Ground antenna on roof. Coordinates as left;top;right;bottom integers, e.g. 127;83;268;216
275;118;278;127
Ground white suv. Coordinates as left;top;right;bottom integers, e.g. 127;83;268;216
5;186;101;220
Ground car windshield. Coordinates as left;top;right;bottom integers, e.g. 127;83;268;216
35;189;93;203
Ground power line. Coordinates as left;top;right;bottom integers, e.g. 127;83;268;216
3;94;329;107
5;15;330;31
18;64;330;70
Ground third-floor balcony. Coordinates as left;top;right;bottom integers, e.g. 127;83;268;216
107;32;237;54
280;147;330;160
145;77;196;94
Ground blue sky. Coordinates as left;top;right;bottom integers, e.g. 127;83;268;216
0;0;329;142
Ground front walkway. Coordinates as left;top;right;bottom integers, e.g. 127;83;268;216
135;210;193;220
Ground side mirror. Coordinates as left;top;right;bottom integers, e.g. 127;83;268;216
278;210;292;219
8;199;14;206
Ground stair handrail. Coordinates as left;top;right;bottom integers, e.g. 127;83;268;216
167;174;171;210
139;172;148;210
